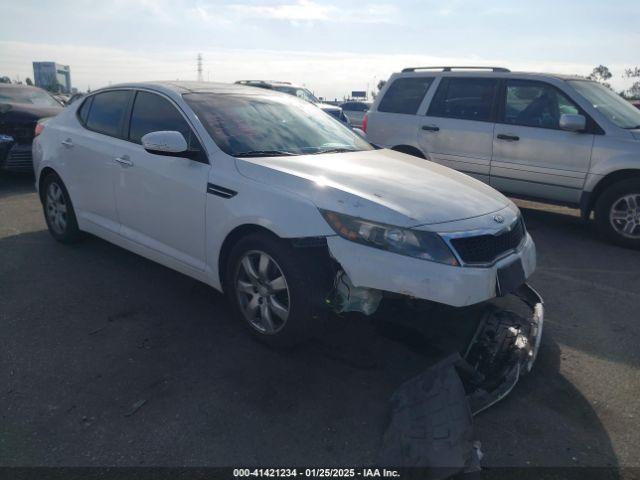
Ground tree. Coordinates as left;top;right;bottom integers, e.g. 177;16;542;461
587;65;612;88
0;76;11;84
371;79;387;100
25;77;33;86
625;67;640;100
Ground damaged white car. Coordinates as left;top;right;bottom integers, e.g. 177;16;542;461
33;82;542;362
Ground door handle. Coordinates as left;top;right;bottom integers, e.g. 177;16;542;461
422;125;440;132
61;138;74;147
497;134;520;141
115;155;133;167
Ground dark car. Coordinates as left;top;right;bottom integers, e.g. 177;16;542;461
235;80;349;124
0;84;63;172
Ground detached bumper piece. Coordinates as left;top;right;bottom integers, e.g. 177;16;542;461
461;283;544;415
379;284;543;476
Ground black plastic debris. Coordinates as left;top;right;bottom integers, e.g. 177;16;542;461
379;353;481;479
379;284;544;478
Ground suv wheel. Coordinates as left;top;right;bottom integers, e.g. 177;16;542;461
594;178;640;249
224;232;329;347
42;173;81;243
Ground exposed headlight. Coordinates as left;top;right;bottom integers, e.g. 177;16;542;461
320;210;459;266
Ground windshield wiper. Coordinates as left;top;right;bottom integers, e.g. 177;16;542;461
624;125;640;130
311;147;359;154
234;150;299;158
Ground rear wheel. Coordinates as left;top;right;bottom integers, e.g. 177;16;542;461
594;178;640;249
42;173;81;243
224;232;330;347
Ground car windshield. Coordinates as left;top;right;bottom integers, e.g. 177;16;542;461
568;80;640;129
0;87;61;108
183;92;372;157
272;86;318;103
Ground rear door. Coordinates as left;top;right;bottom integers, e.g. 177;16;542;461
490;79;595;203
367;76;434;149
63;89;132;233
418;77;499;183
112;90;210;270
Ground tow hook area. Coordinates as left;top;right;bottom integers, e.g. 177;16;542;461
379;284;544;475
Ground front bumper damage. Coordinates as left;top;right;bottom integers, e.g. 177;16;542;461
460;283;544;414
377;284;544;476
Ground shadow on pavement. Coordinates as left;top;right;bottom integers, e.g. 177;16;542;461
0;228;621;474
0;172;35;199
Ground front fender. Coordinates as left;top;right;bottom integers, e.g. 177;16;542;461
204;174;334;290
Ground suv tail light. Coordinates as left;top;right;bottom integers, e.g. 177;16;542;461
362;113;368;133
34;121;45;137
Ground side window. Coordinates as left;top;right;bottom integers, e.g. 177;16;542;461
85;90;131;137
78;96;92;124
378;77;434;114
128;91;201;152
503;80;580;129
427;78;498;122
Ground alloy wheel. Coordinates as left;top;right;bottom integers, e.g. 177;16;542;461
234;250;290;334
609;193;640;239
45;182;67;235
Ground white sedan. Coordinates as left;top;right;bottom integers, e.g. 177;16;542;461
33;81;537;346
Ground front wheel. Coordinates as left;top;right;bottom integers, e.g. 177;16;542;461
224;232;330;347
594;178;640;249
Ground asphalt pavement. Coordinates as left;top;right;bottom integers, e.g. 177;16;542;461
1;173;639;476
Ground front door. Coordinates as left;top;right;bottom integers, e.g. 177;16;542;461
418;77;499;183
491;79;594;203
112;90;210;271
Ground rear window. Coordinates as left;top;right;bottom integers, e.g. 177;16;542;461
85;90;131;137
377;77;434;114
78;97;92;124
427;78;498;122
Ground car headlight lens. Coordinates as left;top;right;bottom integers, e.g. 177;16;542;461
320;210;459;266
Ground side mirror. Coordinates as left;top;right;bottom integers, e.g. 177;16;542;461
559;114;586;132
141;131;188;155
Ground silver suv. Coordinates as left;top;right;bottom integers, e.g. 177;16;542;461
365;66;640;248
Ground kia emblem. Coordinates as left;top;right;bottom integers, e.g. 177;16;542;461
493;215;505;224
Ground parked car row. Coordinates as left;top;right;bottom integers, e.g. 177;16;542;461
235;80;350;124
363;66;640;248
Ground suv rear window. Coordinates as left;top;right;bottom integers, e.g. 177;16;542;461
378;77;434;114
427;78;498;122
85;90;131;137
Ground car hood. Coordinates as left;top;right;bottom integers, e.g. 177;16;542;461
0;102;62;120
317;103;341;113
235;149;511;227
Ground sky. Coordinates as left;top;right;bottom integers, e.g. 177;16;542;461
1;0;638;99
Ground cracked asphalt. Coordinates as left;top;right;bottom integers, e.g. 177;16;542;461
1;173;639;476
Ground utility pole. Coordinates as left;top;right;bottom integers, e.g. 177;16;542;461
197;53;203;82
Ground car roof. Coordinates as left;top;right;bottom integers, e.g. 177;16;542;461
0;83;48;91
88;81;296;102
394;69;588;82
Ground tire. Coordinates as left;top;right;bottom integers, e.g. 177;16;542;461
223;232;331;347
391;145;425;159
41;173;81;243
594;178;640;249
